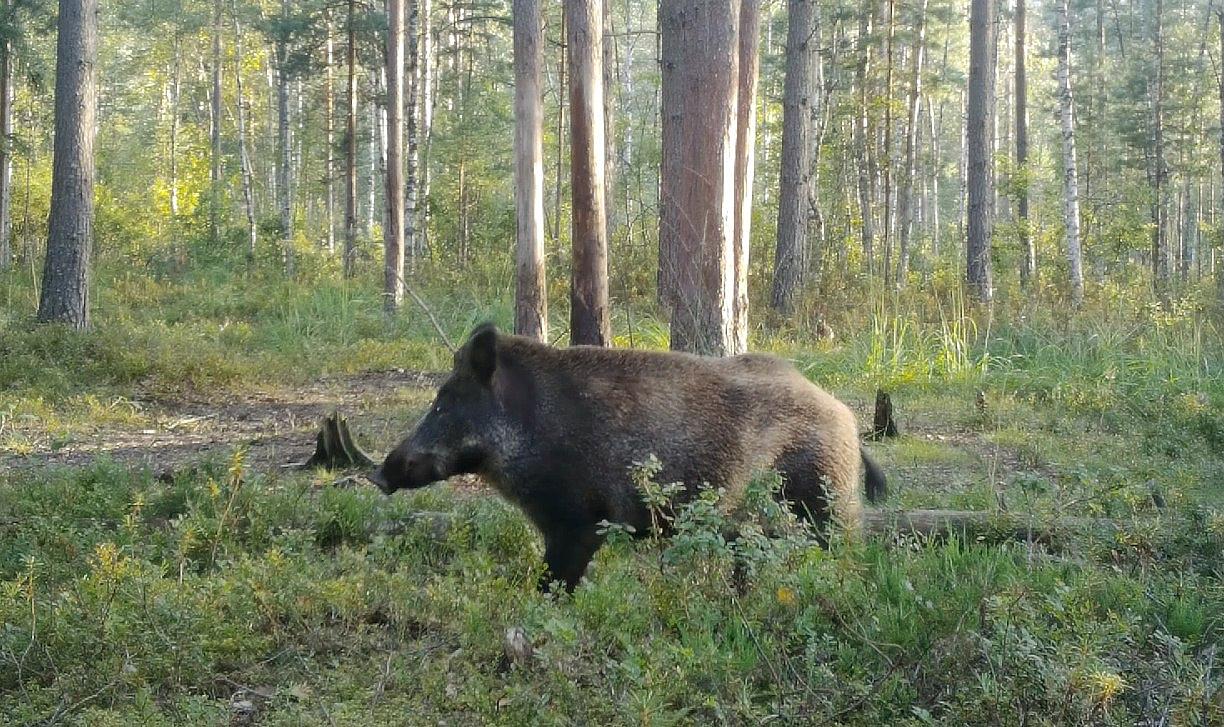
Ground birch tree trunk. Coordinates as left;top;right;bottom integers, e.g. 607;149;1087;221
344;0;358;276
1056;0;1084;306
324;11;336;254
210;0;222;244
1151;0;1168;297
567;0;611;346
1016;0;1033;285
660;0;738;356
966;0;995;303
38;0;98;328
231;0;257;260
854;7;876;274
168;31;181;219
419;0;432;252
405;0;419;265
385;0;406;312
896;0;928;287
0;0;15;271
731;0;758;353
514;0;548;341
275;2;294;274
880;0;896;283
771;0;815;314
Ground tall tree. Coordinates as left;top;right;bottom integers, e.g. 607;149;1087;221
896;0;928;286
418;0;432;251
567;0;611;346
514;0;547;341
232;0;256;259
0;0;13;271
38;0;97;328
731;0;758;353
660;0;739;355
965;0;994;302
343;0;359;276
1151;0;1168;296
1219;10;1224;305
1015;0;1032;284
853;6;876;273
405;0;419;263
385;0;406;311
210;0;222;244
771;0;815;313
1056;0;1084;306
275;0;294;273
324;10;336;254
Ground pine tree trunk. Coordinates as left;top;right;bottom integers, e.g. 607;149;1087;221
419;0;432;252
1056;0;1084;306
514;0;548;341
385;0;406;312
0;0;14;272
771;0;815;314
568;0;611;346
602;0;616;246
38;0;98;329
344;0;359;276
1016;0;1033;285
168;31;181;219
880;0;896;284
1219;11;1224;305
896;0;927;287
660;0;738;356
966;0;995;303
210;0;222;244
231;0;257;260
731;0;758;354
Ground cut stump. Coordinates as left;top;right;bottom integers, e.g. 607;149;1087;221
871;389;900;440
302;412;376;470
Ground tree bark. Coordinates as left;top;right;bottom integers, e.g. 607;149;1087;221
1016;0;1033;285
1151;0;1168;298
771;0;815;314
602;0;616;246
275;1;294;274
966;0;995;303
881;0;896;283
0;0;14;271
660;0;738;356
419;0;432;252
854;7;876;274
38;0;98;329
344;0;359;276
1219;11;1224;306
1056;0;1084;306
168;29;181;220
567;0;611;346
232;0;257;260
210;0;222;244
731;0;758;354
405;0;419;265
896;0;928;287
514;0;548;341
385;0;406;312
324;10;336;254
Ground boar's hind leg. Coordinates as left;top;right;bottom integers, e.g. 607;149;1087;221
774;449;835;544
538;526;605;593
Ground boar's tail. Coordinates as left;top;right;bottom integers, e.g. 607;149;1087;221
861;448;887;504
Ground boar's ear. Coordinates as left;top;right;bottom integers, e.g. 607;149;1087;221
465;322;499;384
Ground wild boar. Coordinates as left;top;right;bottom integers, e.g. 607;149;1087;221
369;323;886;591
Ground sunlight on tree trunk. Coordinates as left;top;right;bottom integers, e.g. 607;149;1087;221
513;0;548;341
1056;0;1084;307
1016;0;1033;286
385;0;406;312
731;0;758;354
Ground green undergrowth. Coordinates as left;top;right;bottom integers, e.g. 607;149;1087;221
1;455;1220;725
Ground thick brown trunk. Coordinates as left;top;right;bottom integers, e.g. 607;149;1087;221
731;0;758;354
660;0;738;356
38;0;98;329
514;0;548;341
385;0;406;311
966;0;995;303
771;0;815;314
567;0;611;346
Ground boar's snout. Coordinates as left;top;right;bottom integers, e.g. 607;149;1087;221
370;446;444;495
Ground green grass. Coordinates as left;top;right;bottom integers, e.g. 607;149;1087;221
1;259;1222;724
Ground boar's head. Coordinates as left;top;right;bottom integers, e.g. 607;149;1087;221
369;323;523;494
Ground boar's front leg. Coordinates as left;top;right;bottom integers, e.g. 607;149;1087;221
538;526;605;593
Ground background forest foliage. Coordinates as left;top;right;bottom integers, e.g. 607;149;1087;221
0;0;1222;724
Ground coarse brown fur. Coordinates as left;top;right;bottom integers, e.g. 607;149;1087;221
371;323;886;591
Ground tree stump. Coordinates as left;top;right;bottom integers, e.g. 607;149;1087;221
302;412;376;470
871;389;900;440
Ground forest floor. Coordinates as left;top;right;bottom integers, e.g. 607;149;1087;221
1;268;1222;725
